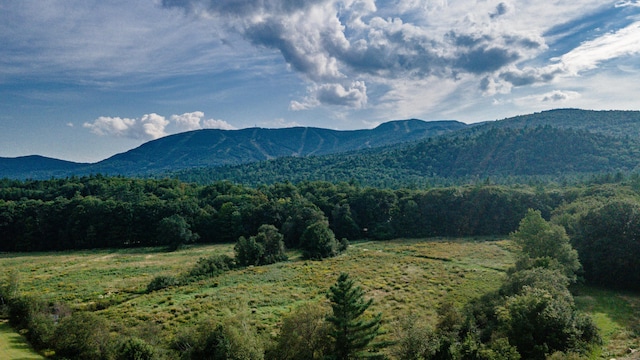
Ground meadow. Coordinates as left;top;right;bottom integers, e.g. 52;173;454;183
1;238;638;359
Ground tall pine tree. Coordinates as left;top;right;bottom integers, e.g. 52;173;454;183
326;273;382;360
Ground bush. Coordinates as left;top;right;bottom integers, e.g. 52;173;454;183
53;311;115;360
267;302;332;360
174;316;265;360
116;337;156;360
235;224;287;266
235;236;265;267
300;221;339;260
146;275;179;293
187;254;235;279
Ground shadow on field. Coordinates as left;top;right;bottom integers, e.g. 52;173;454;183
0;320;43;360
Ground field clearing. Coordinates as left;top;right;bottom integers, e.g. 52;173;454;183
0;321;43;359
1;237;638;358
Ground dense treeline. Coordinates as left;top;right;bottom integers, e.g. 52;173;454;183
2;175;640;292
0;176;557;252
169;126;640;187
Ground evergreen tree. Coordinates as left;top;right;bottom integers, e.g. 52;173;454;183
326;273;382;360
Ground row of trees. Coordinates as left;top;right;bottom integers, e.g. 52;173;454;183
1;176;639;291
0;176;559;252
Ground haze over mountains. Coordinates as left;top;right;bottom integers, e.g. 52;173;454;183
2;109;640;182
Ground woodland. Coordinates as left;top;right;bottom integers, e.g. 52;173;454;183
0;174;639;359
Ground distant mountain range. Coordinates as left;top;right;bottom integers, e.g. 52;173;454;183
0;119;466;179
2;109;640;183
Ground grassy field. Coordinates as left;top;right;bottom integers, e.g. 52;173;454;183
0;320;43;359
1;237;638;358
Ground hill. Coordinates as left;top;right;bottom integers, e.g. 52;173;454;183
2;109;640;181
0;119;466;179
0;155;88;179
171;124;640;186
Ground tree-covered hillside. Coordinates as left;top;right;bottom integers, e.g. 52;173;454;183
0;119;465;179
171;125;640;187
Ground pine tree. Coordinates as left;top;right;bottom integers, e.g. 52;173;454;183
326;273;382;360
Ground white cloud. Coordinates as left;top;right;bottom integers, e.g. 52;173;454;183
85;111;235;140
291;81;367;110
554;21;640;76
83;114;168;140
140;113;170;140
171;111;236;131
540;90;581;103
171;111;205;131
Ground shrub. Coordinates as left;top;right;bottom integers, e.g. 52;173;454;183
52;311;115;360
235;224;287;266
267;302;332;360
173;316;265;360
116;337;156;360
146;275;179;293
187;254;235;279
235;236;264;267
300;221;339;260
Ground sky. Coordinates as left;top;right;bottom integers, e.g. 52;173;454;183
1;0;640;163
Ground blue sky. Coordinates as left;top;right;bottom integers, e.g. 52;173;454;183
1;0;640;162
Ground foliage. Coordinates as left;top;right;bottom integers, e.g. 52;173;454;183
496;286;599;359
159;214;199;251
116;337;156;360
326;273;382;360
52;311;114;360
392;316;440;360
300;221;340;260
571;198;640;291
511;209;581;282
235;224;287;266
267;302;332;360
186;254;235;280
147;275;180;293
174;316;265;360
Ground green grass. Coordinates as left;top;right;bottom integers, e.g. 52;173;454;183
1;238;638;358
574;286;640;359
0;321;44;360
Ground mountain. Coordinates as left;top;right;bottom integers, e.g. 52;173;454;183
171;116;640;187
469;108;640;138
3;109;640;182
0;119;466;179
0;155;88;179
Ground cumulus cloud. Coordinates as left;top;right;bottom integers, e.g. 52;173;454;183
171;111;236;131
84;114;169;140
84;111;234;140
163;0;544;110
291;81;368;110
541;90;581;102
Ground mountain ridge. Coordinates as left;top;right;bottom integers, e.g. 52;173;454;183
0;119;466;179
3;109;640;181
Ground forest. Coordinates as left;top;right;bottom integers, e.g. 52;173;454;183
168;126;640;187
1;175;639;291
1;175;639;359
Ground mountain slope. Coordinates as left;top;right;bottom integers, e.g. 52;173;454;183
472;108;640;138
0;156;88;179
0;119;465;179
89;119;465;175
171;125;640;187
